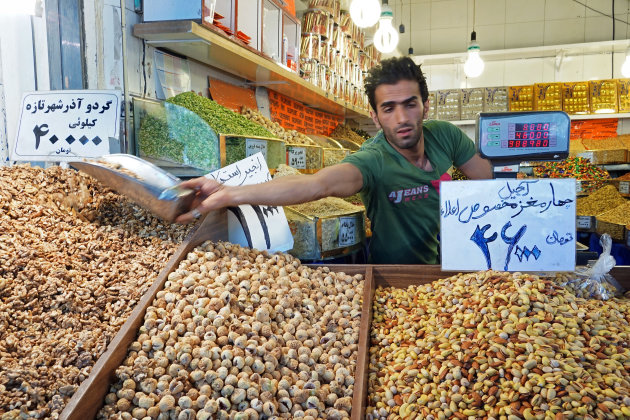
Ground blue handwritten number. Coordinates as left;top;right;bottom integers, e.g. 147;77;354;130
470;224;497;269
501;221;527;271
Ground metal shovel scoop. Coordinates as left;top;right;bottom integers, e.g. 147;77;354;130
70;154;195;223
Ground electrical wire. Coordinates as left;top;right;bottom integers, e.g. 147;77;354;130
571;0;629;25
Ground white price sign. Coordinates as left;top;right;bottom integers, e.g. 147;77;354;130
246;139;268;160
338;217;357;247
440;179;576;271
576;216;592;230
12;90;120;161
206;153;293;252
619;181;629;195
287;146;306;169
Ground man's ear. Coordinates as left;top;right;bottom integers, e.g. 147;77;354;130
423;98;430;119
370;110;381;129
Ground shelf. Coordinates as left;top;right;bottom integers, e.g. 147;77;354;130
133;20;370;119
450;113;630;126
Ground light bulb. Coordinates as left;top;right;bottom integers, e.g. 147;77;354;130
463;32;484;78
350;0;381;28
622;48;630;77
373;5;399;54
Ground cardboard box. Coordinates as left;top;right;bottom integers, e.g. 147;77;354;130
581;137;628;164
534;82;563;111
563;82;590;114
460;88;484;120
483;87;508;112
589;79;618;114
617;79;630;112
508;85;534;111
436;89;461;121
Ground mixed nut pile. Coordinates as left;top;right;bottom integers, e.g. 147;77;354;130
0;165;192;419
98;241;363;420
368;270;630;420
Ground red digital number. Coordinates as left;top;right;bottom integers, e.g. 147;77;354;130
543;132;549;139
543;139;549;147
536;123;542;130
543;123;550;130
536;140;541;147
515;141;521;147
522;141;528;147
536;131;542;139
515;132;521;139
509;140;514;147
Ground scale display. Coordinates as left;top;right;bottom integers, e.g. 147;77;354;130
476;111;570;161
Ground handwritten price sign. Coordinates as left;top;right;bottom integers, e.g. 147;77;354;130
12;90;120;161
206;153;293;253
440;179;576;271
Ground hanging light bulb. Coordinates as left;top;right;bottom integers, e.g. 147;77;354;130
464;31;484;78
373;4;399;54
622;47;630;77
349;0;381;28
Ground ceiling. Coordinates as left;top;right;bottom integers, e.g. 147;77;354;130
295;0;630;57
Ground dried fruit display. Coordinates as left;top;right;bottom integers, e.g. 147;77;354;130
0;165;192;419
368;270;630;419
576;185;626;216
98;241;363;420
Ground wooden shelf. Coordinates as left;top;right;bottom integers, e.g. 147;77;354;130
133;20;370;119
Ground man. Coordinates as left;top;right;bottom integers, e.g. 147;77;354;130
176;57;492;264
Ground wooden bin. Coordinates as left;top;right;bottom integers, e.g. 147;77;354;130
60;254;630;419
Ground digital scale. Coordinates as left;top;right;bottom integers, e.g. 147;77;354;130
476;111;571;178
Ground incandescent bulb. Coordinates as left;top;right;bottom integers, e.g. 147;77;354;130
373;5;399;54
349;0;381;28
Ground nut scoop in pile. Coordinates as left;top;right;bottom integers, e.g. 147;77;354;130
0;165;193;419
368;270;630;420
98;241;364;420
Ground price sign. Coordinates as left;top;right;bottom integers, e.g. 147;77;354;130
338;217;357;247
440;179;576;271
577;151;594;163
12;90;120;161
206;153;293;252
619;181;629;195
246;139;268;160
576;216;592;230
287;146;306;169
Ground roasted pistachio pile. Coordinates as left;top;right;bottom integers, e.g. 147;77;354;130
98;241;363;420
368;270;630;420
0;165;192;419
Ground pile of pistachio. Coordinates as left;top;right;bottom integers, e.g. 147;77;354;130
368;270;630;420
98;242;363;420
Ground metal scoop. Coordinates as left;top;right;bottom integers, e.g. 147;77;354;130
70;154;195;222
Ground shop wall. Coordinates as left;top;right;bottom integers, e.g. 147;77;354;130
0;13;49;164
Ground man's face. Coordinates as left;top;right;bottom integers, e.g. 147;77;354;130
371;79;429;151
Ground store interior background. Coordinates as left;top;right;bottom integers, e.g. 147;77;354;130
2;0;630;159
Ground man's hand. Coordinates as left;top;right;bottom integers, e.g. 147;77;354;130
175;178;229;223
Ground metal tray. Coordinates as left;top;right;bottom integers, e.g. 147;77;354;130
70;154;195;222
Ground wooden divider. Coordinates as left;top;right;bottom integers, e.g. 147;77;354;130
60;210;228;420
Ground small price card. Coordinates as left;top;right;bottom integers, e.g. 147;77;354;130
576;216;592;230
246;139;268;160
338;217;357;247
287;146;306;169
440;179;576;271
619;181;629;195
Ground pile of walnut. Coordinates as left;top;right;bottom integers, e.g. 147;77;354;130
368;270;630;420
240;107;317;146
0;165;193;419
98;241;363;420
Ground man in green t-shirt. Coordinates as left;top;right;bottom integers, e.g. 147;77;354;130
177;57;492;264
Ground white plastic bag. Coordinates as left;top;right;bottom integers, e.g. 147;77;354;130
559;234;623;300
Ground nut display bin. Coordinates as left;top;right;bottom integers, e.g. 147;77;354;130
285;143;323;173
58;254;630;420
133;97;221;176
220;134;286;173
285;206;366;261
308;134;351;167
508;85;534;111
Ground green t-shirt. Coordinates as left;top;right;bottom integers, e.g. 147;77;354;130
343;120;476;264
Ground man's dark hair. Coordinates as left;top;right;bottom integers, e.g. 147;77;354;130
364;57;429;112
